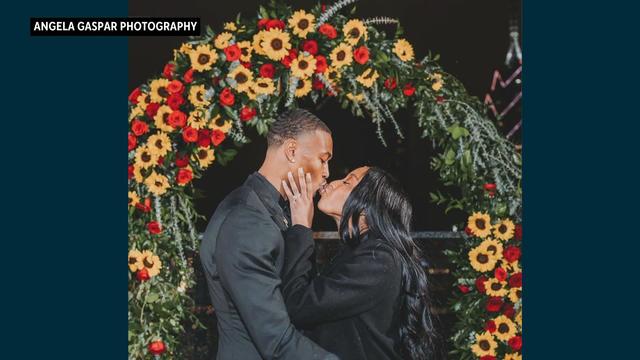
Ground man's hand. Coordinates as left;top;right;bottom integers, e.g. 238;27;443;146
282;167;314;228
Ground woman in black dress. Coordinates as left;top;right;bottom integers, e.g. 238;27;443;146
281;166;439;359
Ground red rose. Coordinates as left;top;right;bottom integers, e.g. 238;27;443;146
281;49;298;68
136;198;151;213
128;164;134;180
145;102;160;117
476;275;488;293
240;106;257;121
508;336;522;351
503;303;515;318
266;19;285;30
464;226;473;236
175;153;189;168
486;297;503;312
259;63;275;78
241;62;251;69
319;23;337;39
182;126;198;143
162;63;174;79
168;110;187;128
484;320;497;333
147;221;162;235
515;224;522;241
167;93;185;110
183;68;194;83
403;83;416;96
483;183;497;191
224;44;241;62
148;340;167;356
128;87;141;104
167;79;184;95
136;268;150;282
504;246;521;263
131;119;149;136
128;133;137;152
384;77;397;90
436;95;445;104
211;129;226;146
302;39;318;55
480;356;496;360
219;88;235;106
314;55;328;73
312;78;324;90
509;272;522;288
457;284;470;294
257;18;269;30
495;267;507;282
198;129;212;148
157;156;164;165
177;167;193;185
354;46;370;64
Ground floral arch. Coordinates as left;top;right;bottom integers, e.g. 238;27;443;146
127;1;522;359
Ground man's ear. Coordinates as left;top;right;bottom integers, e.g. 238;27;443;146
283;139;297;163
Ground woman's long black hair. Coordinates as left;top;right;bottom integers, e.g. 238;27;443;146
339;167;439;360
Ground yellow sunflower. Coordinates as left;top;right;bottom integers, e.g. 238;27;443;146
346;92;364;103
470;332;497;357
144;171;170;196
356;68;379;88
227;65;254;93
325;67;342;86
291;53;317;79
430;73;444;91
294;78;312;97
134;146;158;170
128;191;140;208
288;10;315;38
149;78;170;103
140;250;162;277
194;147;216;169
147;133;171;157
501;260;521;274
509;287;522;303
485;278;508;297
261;28;292;61
468;212;492;238
209;115;233;133
468;245;498;272
505;353;522;360
133;165;145;184
189;44;218;72
479;238;503;260
128;249;144;272
188;108;208;129
188;85;210;107
135;93;150;111
254;77;276;95
493;218;516;241
214;32;234;49
493;315;518;342
330;43;353;68
343;19;367;45
393;39;415;62
223;22;237;32
237;40;253;62
129;106;144;122
153;105;175;133
252;30;268;56
515;310;522;327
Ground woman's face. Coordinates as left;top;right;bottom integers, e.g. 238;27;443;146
318;166;369;218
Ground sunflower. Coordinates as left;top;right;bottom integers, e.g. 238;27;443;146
479;238;503;260
468;245;497;272
254;77;276;95
430;73;445;91
294;78;312;97
261;28;292;61
393;39;415;62
346;92;364;103
188;108;208;129
501;260;521;274
252;30;268;56
214;32;234;50
329;43;353;68
189;44;218;72
245;84;258;100
129;106;144;122
194;147;216;169
224;22;237;32
485;278;508;297
133;165;145;184
149;78;170;103
470;332;497;357
237;40;253;62
493;218;516;241
147;132;171;157
291;53;317;79
356;68;379;88
467;212;492;238
325;67;342;86
144;171;170;196
135;93;150;111
505;353;522;360
188;85;210;107
509;287;522;303
209;115;233;133
153;105;175;133
134;146;158;170
493;315;517;342
227;65;254;93
343;19;367;45
288;10;315;38
128;249;144;272
140;250;162;277
515;310;522;327
128;191;140;208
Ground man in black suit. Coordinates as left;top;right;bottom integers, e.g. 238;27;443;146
200;109;336;359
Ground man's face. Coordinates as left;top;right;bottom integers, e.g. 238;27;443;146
290;130;333;194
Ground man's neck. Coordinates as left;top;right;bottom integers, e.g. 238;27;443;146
257;166;287;199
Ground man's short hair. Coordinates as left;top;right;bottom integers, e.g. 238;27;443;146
267;109;331;147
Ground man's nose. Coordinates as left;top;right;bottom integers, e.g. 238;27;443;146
323;163;330;179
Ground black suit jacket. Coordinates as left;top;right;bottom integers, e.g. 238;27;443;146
282;232;404;360
199;172;337;360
